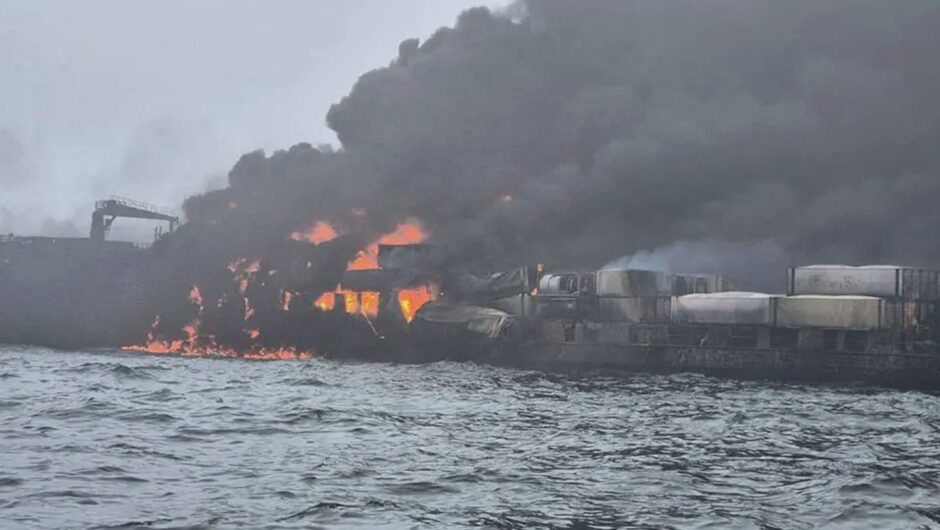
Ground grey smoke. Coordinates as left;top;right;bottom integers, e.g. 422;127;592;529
602;240;792;292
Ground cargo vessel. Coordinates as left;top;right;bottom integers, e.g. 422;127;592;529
3;200;940;389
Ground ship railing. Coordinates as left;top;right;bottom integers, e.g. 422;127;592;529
95;195;178;219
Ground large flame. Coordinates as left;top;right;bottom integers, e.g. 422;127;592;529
398;284;438;323
128;219;432;360
339;289;359;315
290;221;339;245
314;292;336;311
347;220;427;271
125;280;314;361
313;219;433;322
360;291;380;318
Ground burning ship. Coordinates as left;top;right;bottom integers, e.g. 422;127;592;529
2;199;940;390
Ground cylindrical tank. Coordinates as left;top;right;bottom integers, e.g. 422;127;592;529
539;273;579;296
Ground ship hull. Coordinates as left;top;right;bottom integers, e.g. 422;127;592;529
494;341;940;390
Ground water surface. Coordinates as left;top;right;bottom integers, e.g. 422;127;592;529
1;345;939;529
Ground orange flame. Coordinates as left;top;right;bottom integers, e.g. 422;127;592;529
123;342;314;361
360;291;380;318
290;221;339;245
347;220;427;271
228;258;261;297
125;271;315;360
398;284;438;323
314;292;336;311
339;289;359;315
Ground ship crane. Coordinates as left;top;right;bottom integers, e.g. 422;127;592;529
90;196;179;242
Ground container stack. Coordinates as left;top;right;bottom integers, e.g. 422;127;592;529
672;291;889;330
787;265;940;339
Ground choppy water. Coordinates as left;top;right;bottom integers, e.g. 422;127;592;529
2;346;940;529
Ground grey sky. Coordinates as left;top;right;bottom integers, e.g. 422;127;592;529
0;0;503;239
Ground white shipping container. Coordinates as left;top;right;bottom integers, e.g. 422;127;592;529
788;265;940;300
776;295;886;330
671;292;779;326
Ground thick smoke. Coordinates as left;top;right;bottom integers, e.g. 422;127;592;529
172;0;940;295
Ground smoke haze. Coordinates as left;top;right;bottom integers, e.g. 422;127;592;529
0;0;502;240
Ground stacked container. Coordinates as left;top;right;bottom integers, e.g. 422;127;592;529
787;265;940;338
672;291;889;331
671;292;778;326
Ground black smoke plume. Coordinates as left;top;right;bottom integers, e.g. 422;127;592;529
182;1;940;279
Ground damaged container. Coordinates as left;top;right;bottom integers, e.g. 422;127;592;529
671;292;779;326
775;295;886;330
787;265;940;300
